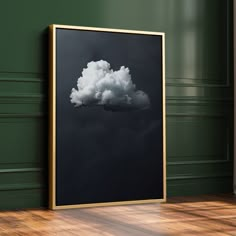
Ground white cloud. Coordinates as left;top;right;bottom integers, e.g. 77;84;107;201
70;60;150;111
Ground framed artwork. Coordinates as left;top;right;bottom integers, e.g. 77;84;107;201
49;24;166;209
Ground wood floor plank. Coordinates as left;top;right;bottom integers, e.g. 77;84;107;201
0;194;235;235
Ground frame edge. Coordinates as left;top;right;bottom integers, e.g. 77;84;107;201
53;198;166;210
49;24;166;209
51;24;165;36
162;33;167;201
49;24;56;210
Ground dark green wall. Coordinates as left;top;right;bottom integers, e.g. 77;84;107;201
0;0;233;209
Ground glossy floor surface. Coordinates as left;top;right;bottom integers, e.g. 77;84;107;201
0;194;236;236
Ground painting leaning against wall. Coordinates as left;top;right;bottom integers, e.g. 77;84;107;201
49;24;166;209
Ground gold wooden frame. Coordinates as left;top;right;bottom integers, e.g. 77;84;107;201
49;24;166;210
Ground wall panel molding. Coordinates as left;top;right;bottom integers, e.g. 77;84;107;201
167;113;225;117
167;160;231;165
166;97;233;103
0;183;44;191
0;71;44;78
167;174;232;181
0;168;42;173
0;113;44;118
0;78;44;83
166;77;231;87
0;95;44;104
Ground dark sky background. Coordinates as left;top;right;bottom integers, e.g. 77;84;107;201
56;28;164;205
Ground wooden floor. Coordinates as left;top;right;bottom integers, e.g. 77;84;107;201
0;194;236;236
